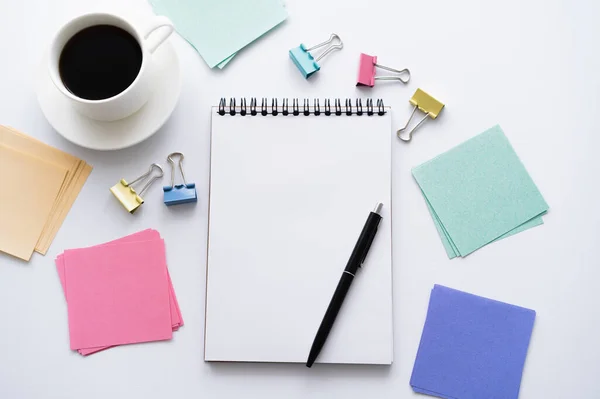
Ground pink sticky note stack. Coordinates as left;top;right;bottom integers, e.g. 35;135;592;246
55;229;183;356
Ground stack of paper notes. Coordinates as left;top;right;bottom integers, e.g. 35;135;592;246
410;285;536;399
55;229;183;356
412;125;549;259
149;0;288;69
0;125;92;261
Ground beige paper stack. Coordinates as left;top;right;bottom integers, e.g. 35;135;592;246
0;126;92;261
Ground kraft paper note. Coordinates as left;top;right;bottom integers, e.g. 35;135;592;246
0;125;92;258
0;144;66;260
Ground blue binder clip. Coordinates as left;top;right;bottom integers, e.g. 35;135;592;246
289;33;343;79
163;152;197;206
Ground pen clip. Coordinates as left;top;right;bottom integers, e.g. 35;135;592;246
360;226;378;266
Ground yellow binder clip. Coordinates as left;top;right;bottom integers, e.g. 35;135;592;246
110;163;164;213
397;89;445;142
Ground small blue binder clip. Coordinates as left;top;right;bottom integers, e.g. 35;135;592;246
163;152;197;206
289;33;343;79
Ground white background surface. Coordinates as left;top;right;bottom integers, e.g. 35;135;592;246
0;0;598;398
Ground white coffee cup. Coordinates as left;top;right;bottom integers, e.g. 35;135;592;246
48;12;174;122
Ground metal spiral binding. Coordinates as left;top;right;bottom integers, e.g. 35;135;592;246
377;99;385;115
261;98;268;116
217;98;386;116
325;99;331;115
282;98;289;115
240;98;247;116
356;99;363;115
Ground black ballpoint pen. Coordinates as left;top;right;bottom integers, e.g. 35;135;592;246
306;202;384;367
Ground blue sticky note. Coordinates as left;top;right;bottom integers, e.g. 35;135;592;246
410;285;536;399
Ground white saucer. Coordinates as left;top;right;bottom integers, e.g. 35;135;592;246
36;41;181;151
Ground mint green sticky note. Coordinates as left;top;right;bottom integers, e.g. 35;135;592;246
149;0;287;69
424;195;458;259
152;17;237;68
217;54;236;69
413;125;549;257
424;190;545;259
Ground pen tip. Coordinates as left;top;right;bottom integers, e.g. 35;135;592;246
306;360;314;368
373;202;383;214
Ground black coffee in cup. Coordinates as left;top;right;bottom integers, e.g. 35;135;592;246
59;25;142;100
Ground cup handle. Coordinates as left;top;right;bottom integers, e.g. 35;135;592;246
143;16;174;54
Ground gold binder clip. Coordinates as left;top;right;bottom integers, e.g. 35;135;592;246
397;89;445;142
110;163;164;213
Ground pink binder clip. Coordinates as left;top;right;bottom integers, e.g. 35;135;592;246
356;53;410;87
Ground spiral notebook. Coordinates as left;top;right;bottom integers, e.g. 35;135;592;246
205;98;393;364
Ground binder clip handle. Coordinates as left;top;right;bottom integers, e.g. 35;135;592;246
128;163;164;196
376;64;411;84
307;33;343;62
397;105;430;142
166;152;188;188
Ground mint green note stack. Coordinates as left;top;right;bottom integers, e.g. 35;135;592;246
412;125;549;259
149;0;288;69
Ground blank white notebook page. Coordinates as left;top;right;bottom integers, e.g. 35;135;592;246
206;108;393;364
